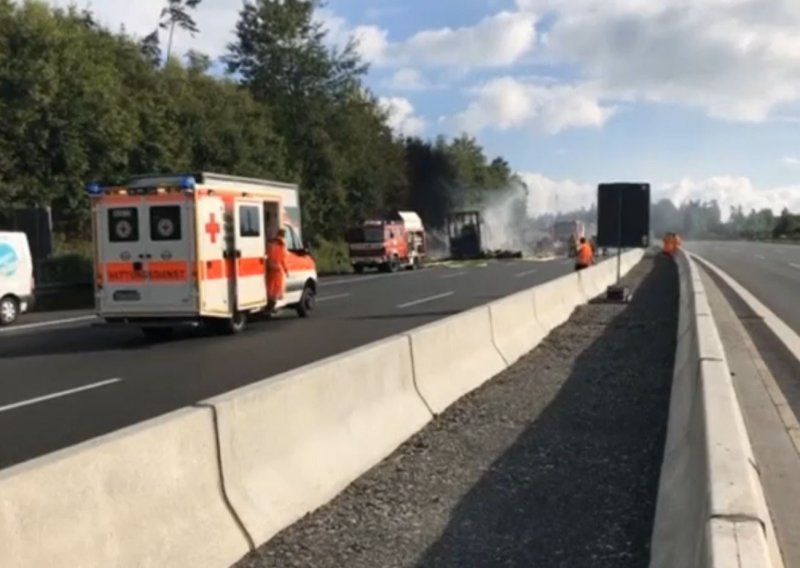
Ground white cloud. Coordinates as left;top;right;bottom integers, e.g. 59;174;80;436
452;77;615;135
781;156;800;167
519;0;800;122
384;68;428;91
519;171;800;218
379;97;426;137
322;10;537;70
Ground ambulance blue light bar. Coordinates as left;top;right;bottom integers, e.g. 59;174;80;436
85;182;103;195
178;176;196;190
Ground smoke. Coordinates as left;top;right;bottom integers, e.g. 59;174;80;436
476;182;549;255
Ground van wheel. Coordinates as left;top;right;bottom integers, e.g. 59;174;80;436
141;327;173;341
296;284;316;318
0;296;19;326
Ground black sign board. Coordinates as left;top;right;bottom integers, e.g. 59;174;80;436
597;183;651;248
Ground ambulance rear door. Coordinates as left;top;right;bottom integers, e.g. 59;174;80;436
144;197;195;312
232;198;268;311
97;198;149;313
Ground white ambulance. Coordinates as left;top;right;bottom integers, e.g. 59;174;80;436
88;172;318;338
0;231;35;326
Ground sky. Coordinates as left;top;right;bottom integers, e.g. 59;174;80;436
48;0;800;218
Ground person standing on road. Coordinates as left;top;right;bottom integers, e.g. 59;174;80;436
575;237;594;271
267;228;289;311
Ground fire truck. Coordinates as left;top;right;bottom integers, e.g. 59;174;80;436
346;211;426;273
87;172;317;338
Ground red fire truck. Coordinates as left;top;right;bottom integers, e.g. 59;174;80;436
346;211;426;273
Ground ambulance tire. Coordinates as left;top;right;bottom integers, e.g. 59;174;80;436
141;327;173;341
215;311;247;335
296;284;316;318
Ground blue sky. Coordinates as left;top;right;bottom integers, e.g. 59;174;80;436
50;0;800;216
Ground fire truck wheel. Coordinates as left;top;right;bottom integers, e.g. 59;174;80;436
141;327;173;341
296;284;316;318
354;264;365;274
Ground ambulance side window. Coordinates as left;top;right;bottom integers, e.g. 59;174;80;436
150;206;182;241
108;207;139;243
239;205;261;237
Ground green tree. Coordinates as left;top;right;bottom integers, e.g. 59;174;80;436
159;0;202;61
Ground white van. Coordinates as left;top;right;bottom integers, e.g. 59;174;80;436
0;231;35;325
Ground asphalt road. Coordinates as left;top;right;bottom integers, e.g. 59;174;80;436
686;241;800;335
0;256;588;469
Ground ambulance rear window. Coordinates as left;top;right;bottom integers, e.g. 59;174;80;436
150;206;182;241
108;208;139;243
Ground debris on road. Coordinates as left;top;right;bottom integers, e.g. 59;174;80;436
236;255;678;568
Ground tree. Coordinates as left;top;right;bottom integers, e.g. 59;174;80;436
159;0;202;61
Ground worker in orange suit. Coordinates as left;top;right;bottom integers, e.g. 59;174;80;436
266;228;289;310
575;237;594;271
662;233;676;256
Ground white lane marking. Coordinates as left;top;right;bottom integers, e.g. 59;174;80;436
790;263;800;270
317;293;350;302
439;271;467;279
0;378;123;414
320;269;423;287
515;268;538;278
397;291;454;309
0;315;97;334
755;255;765;260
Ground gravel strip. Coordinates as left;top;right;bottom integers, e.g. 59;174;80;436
235;255;678;568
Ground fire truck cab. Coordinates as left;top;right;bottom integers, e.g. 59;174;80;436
346;211;426;274
88;172;317;338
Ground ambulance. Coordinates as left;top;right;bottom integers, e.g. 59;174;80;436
87;172;317;338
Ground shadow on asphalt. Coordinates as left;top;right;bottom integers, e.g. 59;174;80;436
0;317;298;358
415;255;678;568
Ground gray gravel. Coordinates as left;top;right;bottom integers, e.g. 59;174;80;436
234;255;678;568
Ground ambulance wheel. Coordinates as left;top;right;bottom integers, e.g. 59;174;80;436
0;295;19;326
296;284;316;318
141;327;173;341
217;311;247;335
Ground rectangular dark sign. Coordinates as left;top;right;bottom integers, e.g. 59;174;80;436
597;183;651;248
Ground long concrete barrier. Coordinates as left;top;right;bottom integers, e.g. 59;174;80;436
0;408;250;568
650;250;781;568
207;335;433;547
0;248;649;567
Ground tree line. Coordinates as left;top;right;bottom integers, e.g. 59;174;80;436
0;0;521;245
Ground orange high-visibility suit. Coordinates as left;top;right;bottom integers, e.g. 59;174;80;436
662;234;676;256
267;236;288;301
575;241;594;270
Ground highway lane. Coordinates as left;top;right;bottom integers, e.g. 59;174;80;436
686;241;800;335
0;256;586;469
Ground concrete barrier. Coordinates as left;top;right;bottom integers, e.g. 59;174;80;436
650;250;780;568
489;288;545;366
207;335;433;546
408;306;507;414
0;408;249;568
